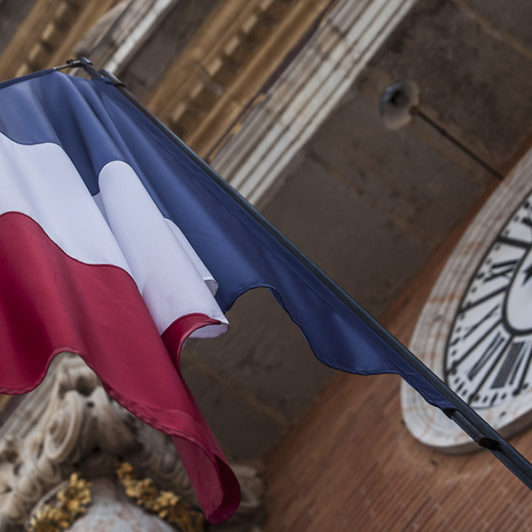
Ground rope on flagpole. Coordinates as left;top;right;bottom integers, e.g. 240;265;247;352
60;57;532;490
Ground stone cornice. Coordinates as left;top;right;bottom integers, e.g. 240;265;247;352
0;0;116;81
212;0;418;205
147;0;334;158
76;0;177;75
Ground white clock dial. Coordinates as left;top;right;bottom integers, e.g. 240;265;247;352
401;148;532;451
445;193;532;409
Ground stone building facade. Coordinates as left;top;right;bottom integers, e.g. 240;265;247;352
0;0;531;529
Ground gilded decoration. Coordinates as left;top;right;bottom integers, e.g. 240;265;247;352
27;473;92;532
116;462;205;532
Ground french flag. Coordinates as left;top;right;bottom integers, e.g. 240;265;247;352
0;69;453;522
0;71;237;522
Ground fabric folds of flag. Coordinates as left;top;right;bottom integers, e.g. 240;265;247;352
0;70;453;521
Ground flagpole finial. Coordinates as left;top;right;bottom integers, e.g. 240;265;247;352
54;57;92;71
53;57;104;81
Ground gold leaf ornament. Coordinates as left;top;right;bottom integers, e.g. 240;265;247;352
116;462;205;531
28;473;92;532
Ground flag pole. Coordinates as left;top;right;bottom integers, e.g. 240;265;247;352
63;57;532;490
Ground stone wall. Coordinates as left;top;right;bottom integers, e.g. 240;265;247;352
1;0;531;472
181;0;532;462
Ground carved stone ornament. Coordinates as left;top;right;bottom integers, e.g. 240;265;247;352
0;353;264;530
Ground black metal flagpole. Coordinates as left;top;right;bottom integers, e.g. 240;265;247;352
58;57;532;489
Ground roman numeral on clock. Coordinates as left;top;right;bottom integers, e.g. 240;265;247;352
463;304;500;340
449;304;500;348
483;259;519;282
467;332;512;403
461;287;506;313
520;217;532;229
447;320;502;373
496;235;531;250
467;331;506;381
491;340;526;389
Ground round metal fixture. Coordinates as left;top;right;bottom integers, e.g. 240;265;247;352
379;80;420;130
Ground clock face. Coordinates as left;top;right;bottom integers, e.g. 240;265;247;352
445;191;532;409
401;148;532;451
